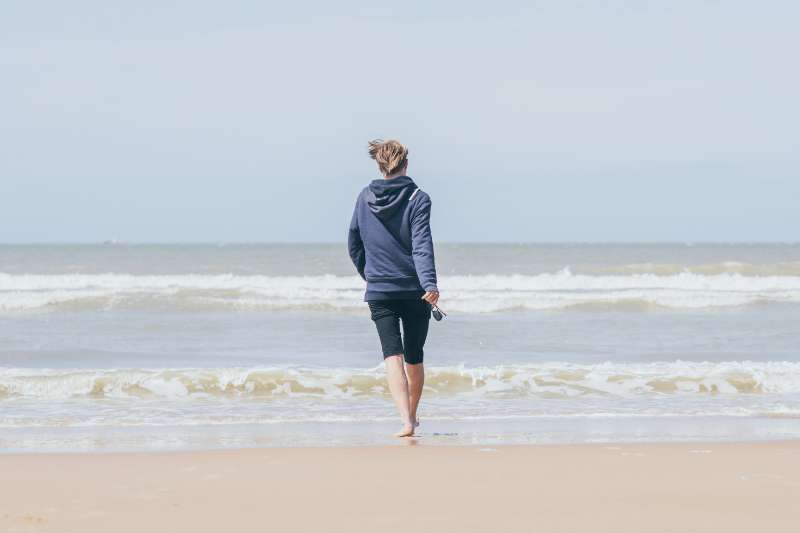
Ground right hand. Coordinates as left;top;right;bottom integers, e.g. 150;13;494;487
421;290;439;306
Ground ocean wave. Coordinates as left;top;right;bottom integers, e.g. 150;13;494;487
2;270;800;312
601;261;800;276
2;361;800;401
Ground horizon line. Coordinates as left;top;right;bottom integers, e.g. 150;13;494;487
1;241;798;246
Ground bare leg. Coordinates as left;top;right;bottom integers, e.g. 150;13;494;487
384;355;414;437
406;362;424;428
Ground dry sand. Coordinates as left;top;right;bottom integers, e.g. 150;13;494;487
2;441;799;532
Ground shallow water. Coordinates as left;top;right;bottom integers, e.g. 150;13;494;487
1;243;799;451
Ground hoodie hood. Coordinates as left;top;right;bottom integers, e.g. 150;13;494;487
366;176;417;221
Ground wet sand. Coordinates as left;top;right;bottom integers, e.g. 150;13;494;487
1;441;799;532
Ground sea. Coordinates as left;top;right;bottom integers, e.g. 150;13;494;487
1;243;799;452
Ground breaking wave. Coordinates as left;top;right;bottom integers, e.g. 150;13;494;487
2;270;800;312
2;361;800;401
601;261;800;277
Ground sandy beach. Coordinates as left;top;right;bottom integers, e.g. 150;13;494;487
2;440;799;532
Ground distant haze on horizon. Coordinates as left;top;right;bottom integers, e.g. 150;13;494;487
2;1;798;243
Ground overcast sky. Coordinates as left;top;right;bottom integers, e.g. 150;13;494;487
2;1;798;242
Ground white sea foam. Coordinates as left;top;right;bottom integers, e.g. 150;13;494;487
2;361;800;401
1;270;800;312
605;261;800;276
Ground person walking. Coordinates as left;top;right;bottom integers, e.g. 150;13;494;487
348;139;439;437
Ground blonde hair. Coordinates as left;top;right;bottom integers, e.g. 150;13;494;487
367;139;408;176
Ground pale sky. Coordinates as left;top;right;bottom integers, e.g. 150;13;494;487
2;1;798;242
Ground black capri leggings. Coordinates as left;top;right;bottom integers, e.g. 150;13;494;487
367;299;431;364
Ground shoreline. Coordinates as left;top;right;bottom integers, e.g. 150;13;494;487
3;435;800;455
5;412;800;453
2;440;798;532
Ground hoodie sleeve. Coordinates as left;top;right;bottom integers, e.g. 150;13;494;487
410;193;438;292
347;196;366;280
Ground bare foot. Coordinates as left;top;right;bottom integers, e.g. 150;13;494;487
394;424;415;437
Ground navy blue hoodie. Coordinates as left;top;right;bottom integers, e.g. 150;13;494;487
348;176;437;301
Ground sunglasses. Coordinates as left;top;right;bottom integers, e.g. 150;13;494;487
431;304;447;322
